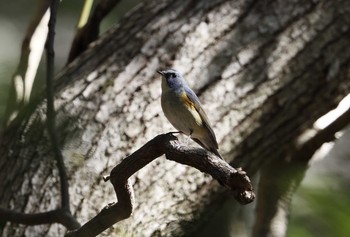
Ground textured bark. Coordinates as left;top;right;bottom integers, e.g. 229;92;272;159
1;0;350;236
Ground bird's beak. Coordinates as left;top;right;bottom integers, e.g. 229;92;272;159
157;70;164;76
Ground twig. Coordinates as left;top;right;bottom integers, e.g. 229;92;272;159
66;133;254;237
0;1;81;230
0;208;79;230
46;0;78;228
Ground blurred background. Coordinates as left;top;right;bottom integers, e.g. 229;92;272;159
0;1;349;236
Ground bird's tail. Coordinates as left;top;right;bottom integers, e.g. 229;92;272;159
211;148;224;160
192;137;224;160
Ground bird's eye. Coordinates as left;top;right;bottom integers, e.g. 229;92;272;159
165;72;177;79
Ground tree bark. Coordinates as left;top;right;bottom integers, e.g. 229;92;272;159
1;0;350;236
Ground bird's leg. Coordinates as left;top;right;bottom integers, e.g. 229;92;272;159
184;129;193;145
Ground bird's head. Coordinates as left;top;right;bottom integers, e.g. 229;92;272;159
157;69;186;90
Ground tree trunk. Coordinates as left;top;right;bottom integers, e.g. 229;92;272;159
1;0;350;236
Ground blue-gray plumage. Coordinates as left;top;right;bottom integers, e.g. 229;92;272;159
158;69;223;160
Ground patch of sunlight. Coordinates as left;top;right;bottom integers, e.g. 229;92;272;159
314;93;350;129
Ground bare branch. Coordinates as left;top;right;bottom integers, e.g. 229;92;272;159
0;208;79;230
66;133;254;237
45;0;74;216
77;0;95;29
67;0;122;63
293;105;350;162
0;1;82;231
4;0;50;125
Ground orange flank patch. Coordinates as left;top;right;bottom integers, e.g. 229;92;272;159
180;91;203;126
180;91;195;109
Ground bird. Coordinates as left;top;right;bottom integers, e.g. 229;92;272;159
158;68;223;160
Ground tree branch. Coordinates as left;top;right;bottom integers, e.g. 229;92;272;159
4;0;50;126
66;133;255;237
293;104;350;162
67;0;122;63
46;1;79;230
0;1;81;231
0;208;79;230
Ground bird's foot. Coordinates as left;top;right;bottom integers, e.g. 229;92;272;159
184;135;191;145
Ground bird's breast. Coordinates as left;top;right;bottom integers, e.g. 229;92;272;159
161;89;203;135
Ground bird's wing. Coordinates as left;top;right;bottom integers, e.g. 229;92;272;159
184;87;219;149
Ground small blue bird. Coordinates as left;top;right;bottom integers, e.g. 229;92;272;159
158;69;223;160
